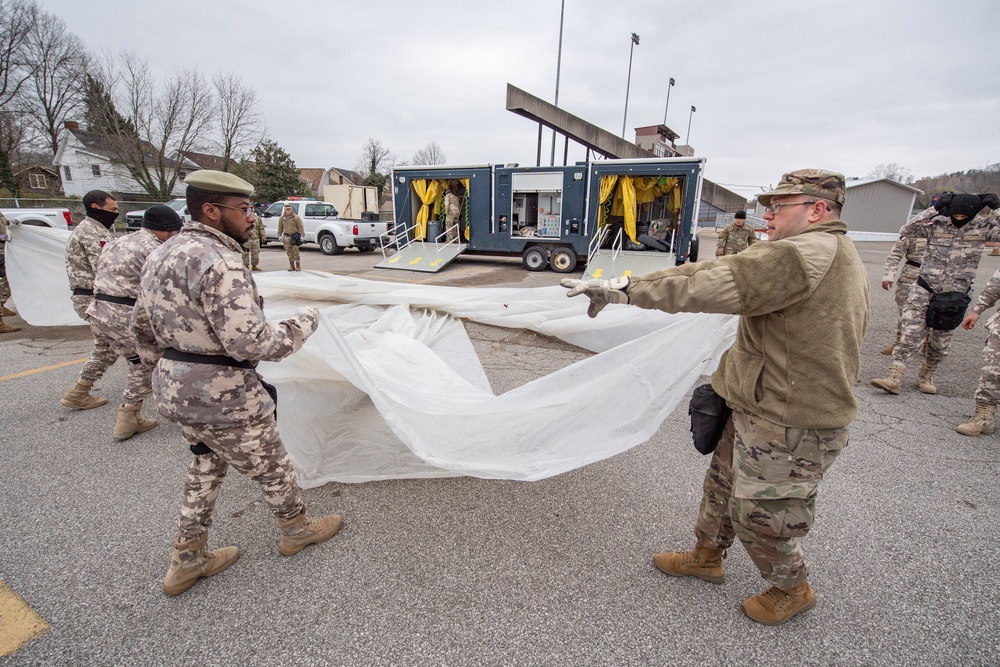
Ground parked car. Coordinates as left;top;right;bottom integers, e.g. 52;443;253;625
0;207;73;230
125;199;191;232
261;199;387;255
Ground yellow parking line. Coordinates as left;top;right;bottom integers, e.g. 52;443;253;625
0;581;50;656
0;357;88;382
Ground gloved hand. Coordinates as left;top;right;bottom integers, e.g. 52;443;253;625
561;276;630;318
981;193;1000;210
934;192;954;214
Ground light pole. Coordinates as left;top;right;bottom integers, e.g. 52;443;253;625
686;105;696;144
662;77;675;125
621;32;640;139
550;0;566;166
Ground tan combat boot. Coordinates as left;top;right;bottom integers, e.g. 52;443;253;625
1;305;16;316
871;362;906;395
0;315;19;333
113;402;159;441
956;401;997;436
252;265;261;272
916;363;938;395
742;580;815;625
278;512;343;555
881;332;900;355
294;260;301;272
162;533;240;596
652;544;727;584
287;259;295;271
60;379;108;410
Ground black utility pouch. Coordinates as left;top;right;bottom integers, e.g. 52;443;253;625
688;383;731;455
290;232;303;246
926;291;971;330
260;377;279;419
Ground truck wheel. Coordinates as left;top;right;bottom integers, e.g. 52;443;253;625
319;233;343;256
688;236;700;263
522;246;548;272
549;247;577;273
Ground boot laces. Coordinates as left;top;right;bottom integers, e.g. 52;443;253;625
761;586;790;609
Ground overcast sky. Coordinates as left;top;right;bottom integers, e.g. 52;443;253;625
39;0;1000;200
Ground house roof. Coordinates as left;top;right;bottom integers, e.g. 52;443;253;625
846;177;923;195
182;151;226;171
329;167;363;185
12;163;58;177
65;127;196;169
298;168;326;190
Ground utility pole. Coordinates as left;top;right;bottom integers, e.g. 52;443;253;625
662;77;675;125
621;32;640;139
550;0;566;166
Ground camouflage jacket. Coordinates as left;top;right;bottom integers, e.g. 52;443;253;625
277;213;304;236
130;221;319;428
881;234;927;283
716;222;758;256
65;217;115;290
0;212;7;253
85;229;162;334
971;269;1000;332
899;208;1000;293
444;192;461;222
242;215;266;248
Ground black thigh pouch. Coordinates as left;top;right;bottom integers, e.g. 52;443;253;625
688;383;732;455
926;291;971;330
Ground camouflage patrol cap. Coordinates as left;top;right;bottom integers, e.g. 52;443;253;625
758;169;846;207
183;169;254;196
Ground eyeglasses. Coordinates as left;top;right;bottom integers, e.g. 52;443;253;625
766;201;818;214
212;203;254;217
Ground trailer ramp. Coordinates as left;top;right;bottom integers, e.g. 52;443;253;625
584;249;678;279
375;241;468;273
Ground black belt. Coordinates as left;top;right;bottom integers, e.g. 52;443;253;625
94;293;137;307
162;348;254;370
905;260;922;268
71;287;94;296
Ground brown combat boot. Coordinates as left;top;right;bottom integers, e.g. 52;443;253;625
278;512;343;555
1;305;16;316
294;260;301;272
60;379;108;410
162;533;240;596
652;544;727;584
742;580;816;625
252;265;261;272
871;362;906;395
917;363;938;395
881;332;900;355
113;402;159;441
956;401;997;436
0;315;19;333
287;259;295;271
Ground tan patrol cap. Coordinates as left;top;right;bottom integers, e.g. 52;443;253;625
184;169;254;196
758;169;846;207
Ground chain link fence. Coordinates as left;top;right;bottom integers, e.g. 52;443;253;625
0;197;169;231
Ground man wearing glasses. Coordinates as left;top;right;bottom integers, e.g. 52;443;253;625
131;170;344;595
562;169;869;625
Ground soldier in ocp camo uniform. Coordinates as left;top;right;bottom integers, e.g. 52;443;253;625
241;212;266;271
879;230;928;354
955;268;1000;435
872;193;1000;395
86;205;183;441
444;184;462;243
715;210;758;257
61;190;120;410
277;205;304;271
130;170;343;596
0;212;19;333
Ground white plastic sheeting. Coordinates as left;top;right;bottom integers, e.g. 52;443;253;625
7;225;82;326
5;224;738;484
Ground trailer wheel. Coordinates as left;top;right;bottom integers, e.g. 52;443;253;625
688;237;700;262
549;247;577;273
319;233;343;256
522;246;548;272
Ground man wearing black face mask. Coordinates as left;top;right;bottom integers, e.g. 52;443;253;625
61;189;121;410
872;193;1000;395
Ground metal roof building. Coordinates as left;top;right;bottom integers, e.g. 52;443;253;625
842;178;923;235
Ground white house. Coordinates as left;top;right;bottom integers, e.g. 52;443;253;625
53;121;199;198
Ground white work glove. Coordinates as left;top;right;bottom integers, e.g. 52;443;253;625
561;276;630;318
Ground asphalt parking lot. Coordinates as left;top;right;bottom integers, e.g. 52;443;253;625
1;232;999;665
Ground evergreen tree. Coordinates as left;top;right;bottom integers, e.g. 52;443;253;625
83;73;134;136
248;139;310;202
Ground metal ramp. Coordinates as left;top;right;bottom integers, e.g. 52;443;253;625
583;225;677;279
375;221;468;273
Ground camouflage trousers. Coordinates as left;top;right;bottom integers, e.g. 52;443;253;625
0;274;9;306
893;265;921;326
242;238;260;269
282;234;300;263
87;315;153;404
892;282;954;367
177;414;306;541
694;409;849;589
974;326;1000;405
72;295;119;384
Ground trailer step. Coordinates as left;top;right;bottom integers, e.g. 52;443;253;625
584;249;678;280
375;241;469;273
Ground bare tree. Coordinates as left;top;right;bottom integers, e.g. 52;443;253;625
90;51;215;198
0;0;38;108
213;71;263;172
22;9;87;158
867;163;913;184
412;141;446;165
966;162;1000;195
354;138;395;200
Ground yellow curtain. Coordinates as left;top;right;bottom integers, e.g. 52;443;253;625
620;176;637;242
461;178;470;240
597;175;618;228
412;179;442;240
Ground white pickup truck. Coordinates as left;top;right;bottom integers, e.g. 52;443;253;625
124;198;192;232
261;199;387;255
0;207;73;230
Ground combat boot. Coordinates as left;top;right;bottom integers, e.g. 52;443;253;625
0;315;19;333
652;544;726;584
956;401;997;436
162;533;240;596
741;580;815;625
113;402;158;441
871;362;906;395
1;305;15;316
917;362;938;394
287;259;295;271
60;379;107;410
278;512;343;555
252;265;261;272
881;332;900;355
294;260;301;272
